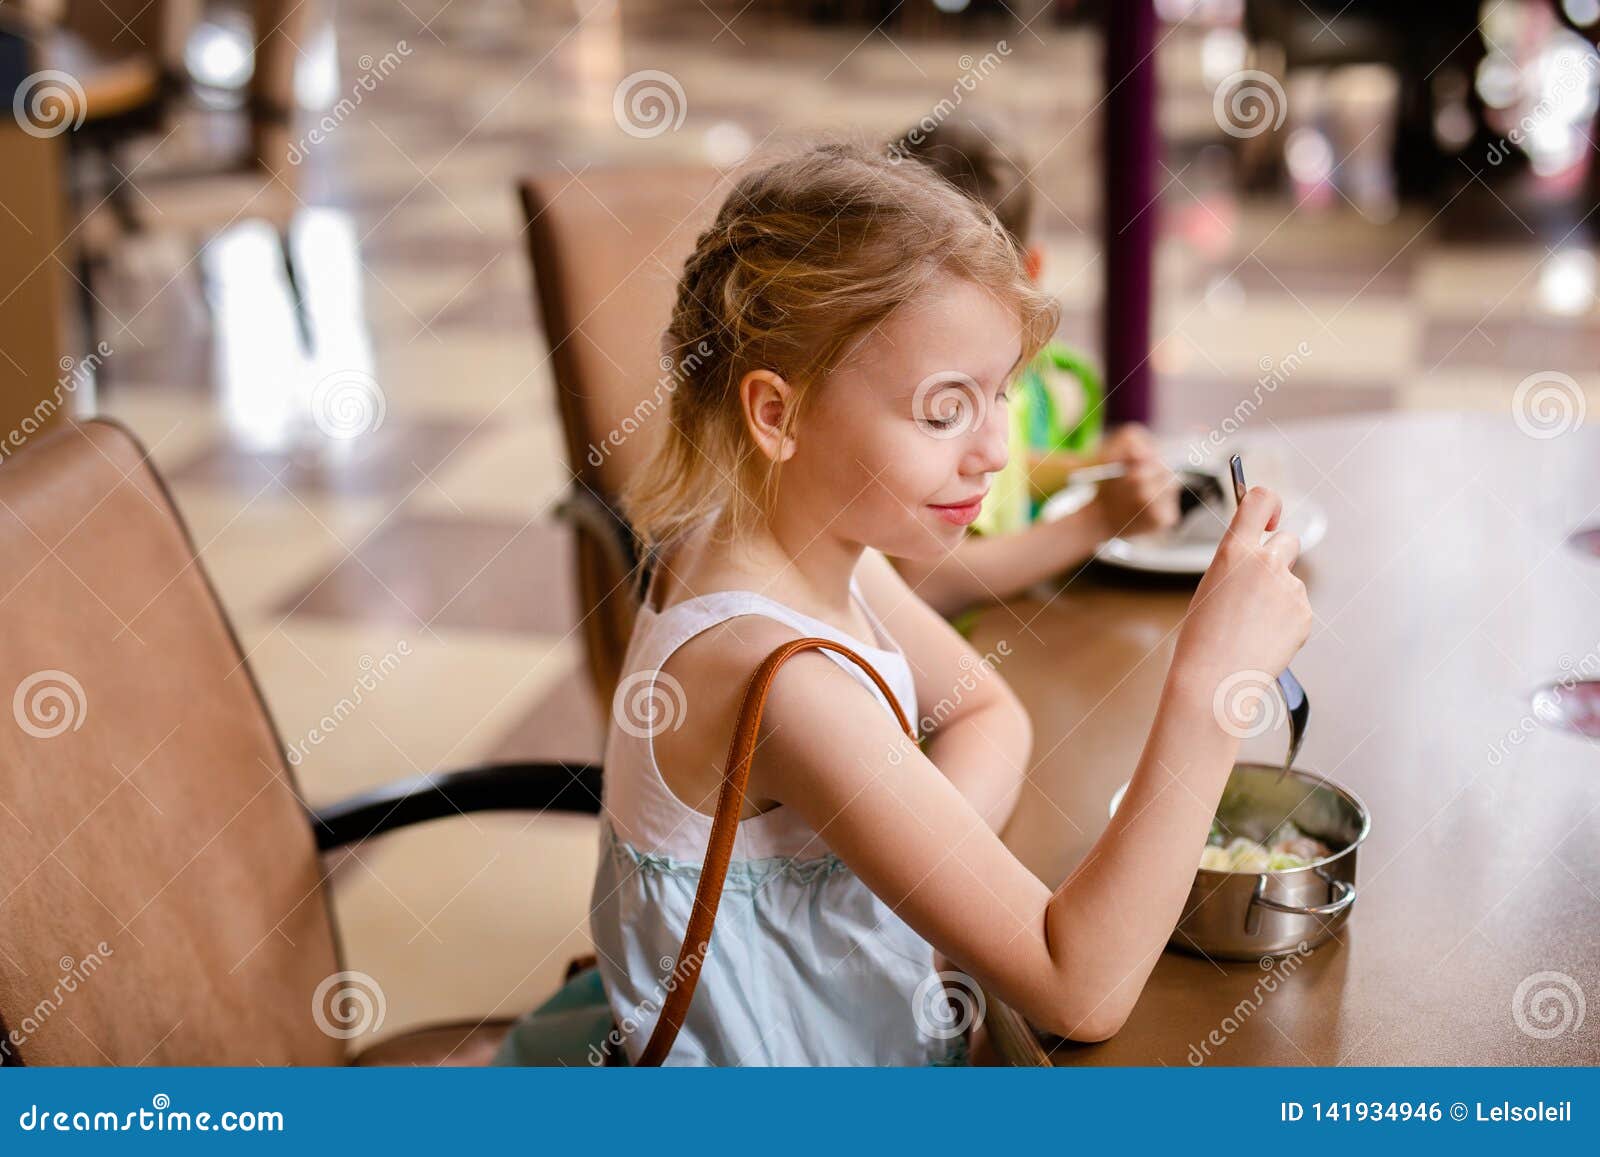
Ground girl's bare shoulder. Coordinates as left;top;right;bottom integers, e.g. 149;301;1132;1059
652;613;834;816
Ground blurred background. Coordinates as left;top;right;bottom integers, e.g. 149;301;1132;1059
2;0;1597;1045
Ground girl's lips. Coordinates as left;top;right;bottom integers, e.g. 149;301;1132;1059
929;495;986;527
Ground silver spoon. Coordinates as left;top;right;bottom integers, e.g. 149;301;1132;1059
1229;453;1308;780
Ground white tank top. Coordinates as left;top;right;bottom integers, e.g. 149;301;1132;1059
602;575;920;862
589;575;963;1065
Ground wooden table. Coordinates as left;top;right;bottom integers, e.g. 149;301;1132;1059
971;412;1600;1066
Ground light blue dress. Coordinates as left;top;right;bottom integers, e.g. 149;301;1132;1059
518;579;967;1066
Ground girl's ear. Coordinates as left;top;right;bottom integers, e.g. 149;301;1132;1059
739;369;798;463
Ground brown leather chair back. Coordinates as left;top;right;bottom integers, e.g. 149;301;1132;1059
519;166;730;706
0;420;345;1065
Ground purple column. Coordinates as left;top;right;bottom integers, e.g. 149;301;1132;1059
1102;0;1158;427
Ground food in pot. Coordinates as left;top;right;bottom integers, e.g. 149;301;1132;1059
1199;820;1332;872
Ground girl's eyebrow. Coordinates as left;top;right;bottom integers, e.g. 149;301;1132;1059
896;370;991;397
895;364;1018;400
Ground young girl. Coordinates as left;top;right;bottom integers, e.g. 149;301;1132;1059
590;140;1311;1066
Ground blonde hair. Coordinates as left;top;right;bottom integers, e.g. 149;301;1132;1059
623;137;1059;559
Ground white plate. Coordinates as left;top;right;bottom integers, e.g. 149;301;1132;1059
1039;479;1327;576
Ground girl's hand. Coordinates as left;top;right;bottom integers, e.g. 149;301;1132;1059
1092;423;1156;465
1173;486;1312;685
1088;425;1180;539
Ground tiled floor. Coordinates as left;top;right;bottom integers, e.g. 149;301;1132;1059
83;0;1600;1045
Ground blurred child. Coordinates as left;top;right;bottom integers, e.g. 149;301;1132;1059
887;117;1180;616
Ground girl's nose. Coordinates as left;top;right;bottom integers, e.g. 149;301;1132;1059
964;403;1010;476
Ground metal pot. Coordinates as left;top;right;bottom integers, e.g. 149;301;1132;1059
1108;762;1371;960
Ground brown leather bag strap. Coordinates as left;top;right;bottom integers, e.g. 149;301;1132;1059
635;636;918;1066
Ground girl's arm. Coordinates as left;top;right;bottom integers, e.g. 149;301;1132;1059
756;488;1311;1040
854;549;1030;833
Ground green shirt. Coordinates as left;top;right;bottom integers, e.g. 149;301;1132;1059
950;342;1104;638
970;340;1104;538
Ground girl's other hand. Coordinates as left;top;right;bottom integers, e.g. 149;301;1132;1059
1093;423;1156;466
1174;486;1312;685
1088;425;1180;539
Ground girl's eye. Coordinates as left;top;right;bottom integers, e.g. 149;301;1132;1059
911;375;998;433
915;386;972;430
916;394;1006;429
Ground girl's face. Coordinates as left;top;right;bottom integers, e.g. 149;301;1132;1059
783;274;1024;562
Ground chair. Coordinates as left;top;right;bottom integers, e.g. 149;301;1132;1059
65;1;310;350
1;2;163;351
0;19;74;443
0;418;600;1066
518;165;730;709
